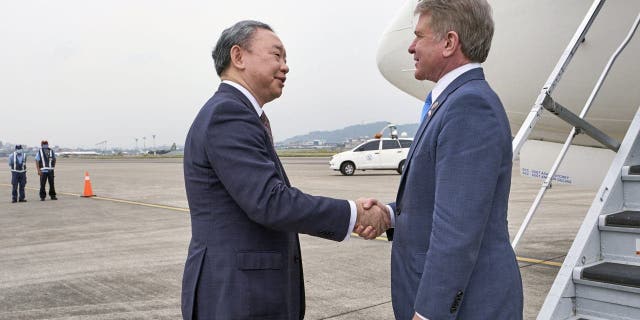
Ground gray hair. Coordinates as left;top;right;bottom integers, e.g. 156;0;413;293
415;0;494;63
212;20;273;76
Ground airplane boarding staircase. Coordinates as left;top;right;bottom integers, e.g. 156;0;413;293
537;110;640;319
505;0;640;318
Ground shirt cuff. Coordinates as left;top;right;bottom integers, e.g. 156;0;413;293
343;200;357;241
416;312;429;320
387;205;395;228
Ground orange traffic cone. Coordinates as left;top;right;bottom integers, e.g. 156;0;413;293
82;171;95;197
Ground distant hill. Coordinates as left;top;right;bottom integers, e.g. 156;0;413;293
280;121;420;144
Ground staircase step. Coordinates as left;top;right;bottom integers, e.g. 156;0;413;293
604;211;640;228
574;295;640;319
622;166;640;181
582;262;640;288
622;167;640;209
600;230;640;263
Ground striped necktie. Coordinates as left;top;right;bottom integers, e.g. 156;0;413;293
420;91;433;123
260;112;274;145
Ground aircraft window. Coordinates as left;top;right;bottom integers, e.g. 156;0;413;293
357;141;380;152
382;140;401;150
399;140;413;148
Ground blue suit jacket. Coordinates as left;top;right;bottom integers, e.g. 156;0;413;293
182;83;351;320
388;68;523;319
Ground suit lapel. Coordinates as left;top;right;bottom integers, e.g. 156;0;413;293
395;100;439;198
218;83;290;187
405;99;440;165
396;68;486;201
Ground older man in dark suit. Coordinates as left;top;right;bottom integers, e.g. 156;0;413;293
181;20;389;320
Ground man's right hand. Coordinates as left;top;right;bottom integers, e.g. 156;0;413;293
354;198;391;240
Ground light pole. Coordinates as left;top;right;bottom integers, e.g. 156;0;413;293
152;134;156;155
135;138;139;152
143;136;146;150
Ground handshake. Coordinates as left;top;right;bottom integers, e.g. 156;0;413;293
353;198;391;240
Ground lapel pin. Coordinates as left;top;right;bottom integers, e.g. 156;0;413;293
428;101;439;118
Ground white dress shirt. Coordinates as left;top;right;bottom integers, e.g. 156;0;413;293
430;63;481;103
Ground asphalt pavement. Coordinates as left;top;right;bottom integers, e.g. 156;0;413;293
0;157;596;319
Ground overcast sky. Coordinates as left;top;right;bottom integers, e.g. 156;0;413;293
0;0;420;149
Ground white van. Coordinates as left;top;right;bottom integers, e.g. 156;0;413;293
329;138;413;176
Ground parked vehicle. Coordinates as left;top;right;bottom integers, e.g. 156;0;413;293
330;138;413;175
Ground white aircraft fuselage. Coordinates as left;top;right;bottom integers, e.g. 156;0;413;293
377;0;640;148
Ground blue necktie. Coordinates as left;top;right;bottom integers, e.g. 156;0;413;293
420;91;433;123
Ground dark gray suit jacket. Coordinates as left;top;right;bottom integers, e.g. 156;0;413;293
182;83;351;319
389;68;523;319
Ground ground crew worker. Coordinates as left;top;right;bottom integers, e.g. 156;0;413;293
8;145;27;203
35;140;57;201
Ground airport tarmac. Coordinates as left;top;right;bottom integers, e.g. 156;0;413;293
0;157;597;319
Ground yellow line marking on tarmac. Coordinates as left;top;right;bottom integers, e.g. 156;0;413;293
516;257;563;267
3;183;561;267
1;183;189;212
89;195;190;212
356;233;563;268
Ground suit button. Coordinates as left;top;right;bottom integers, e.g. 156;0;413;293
396;208;401;216
450;291;463;313
293;256;300;263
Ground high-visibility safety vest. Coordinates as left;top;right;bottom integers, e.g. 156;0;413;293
38;148;55;170
10;152;27;173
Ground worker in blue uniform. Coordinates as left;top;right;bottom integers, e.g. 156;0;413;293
8;145;28;203
35;140;57;201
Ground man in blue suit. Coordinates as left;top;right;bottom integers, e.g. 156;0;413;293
366;0;523;319
181;20;389;319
